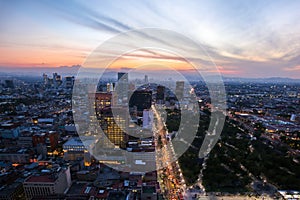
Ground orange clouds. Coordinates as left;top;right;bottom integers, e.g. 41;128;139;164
0;46;85;67
284;65;300;71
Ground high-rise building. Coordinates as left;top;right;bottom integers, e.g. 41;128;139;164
129;90;152;112
144;75;149;84
65;76;74;89
43;73;63;88
156;85;165;104
116;72;128;105
175;81;184;101
99;107;128;148
52;73;62;88
92;92;128;148
117;72;128;81
91;92;113;117
43;73;48;85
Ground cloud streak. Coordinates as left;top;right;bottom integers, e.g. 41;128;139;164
0;0;300;78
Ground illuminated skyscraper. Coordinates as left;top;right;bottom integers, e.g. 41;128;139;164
92;92;112;117
92;92;128;148
100;107;128;147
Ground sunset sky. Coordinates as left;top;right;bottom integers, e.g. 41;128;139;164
0;0;300;78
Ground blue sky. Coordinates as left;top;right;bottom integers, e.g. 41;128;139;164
0;0;300;78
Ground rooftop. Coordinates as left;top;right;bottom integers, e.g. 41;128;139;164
25;174;57;183
63;137;84;146
25;167;64;183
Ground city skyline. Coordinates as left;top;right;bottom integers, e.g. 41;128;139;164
0;71;299;199
1;0;300;78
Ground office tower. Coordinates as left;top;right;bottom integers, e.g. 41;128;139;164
156;85;165;104
65;76;74;89
118;72;128;81
43;73;48;85
144;75;149;84
92;92;128;147
52;73;62;88
92;92;112;117
116;72;129;105
129;90;152;112
53;73;61;82
100;107;128;147
53;73;58;88
175;81;184;101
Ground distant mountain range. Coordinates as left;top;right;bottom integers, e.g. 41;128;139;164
0;65;299;83
221;76;300;83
